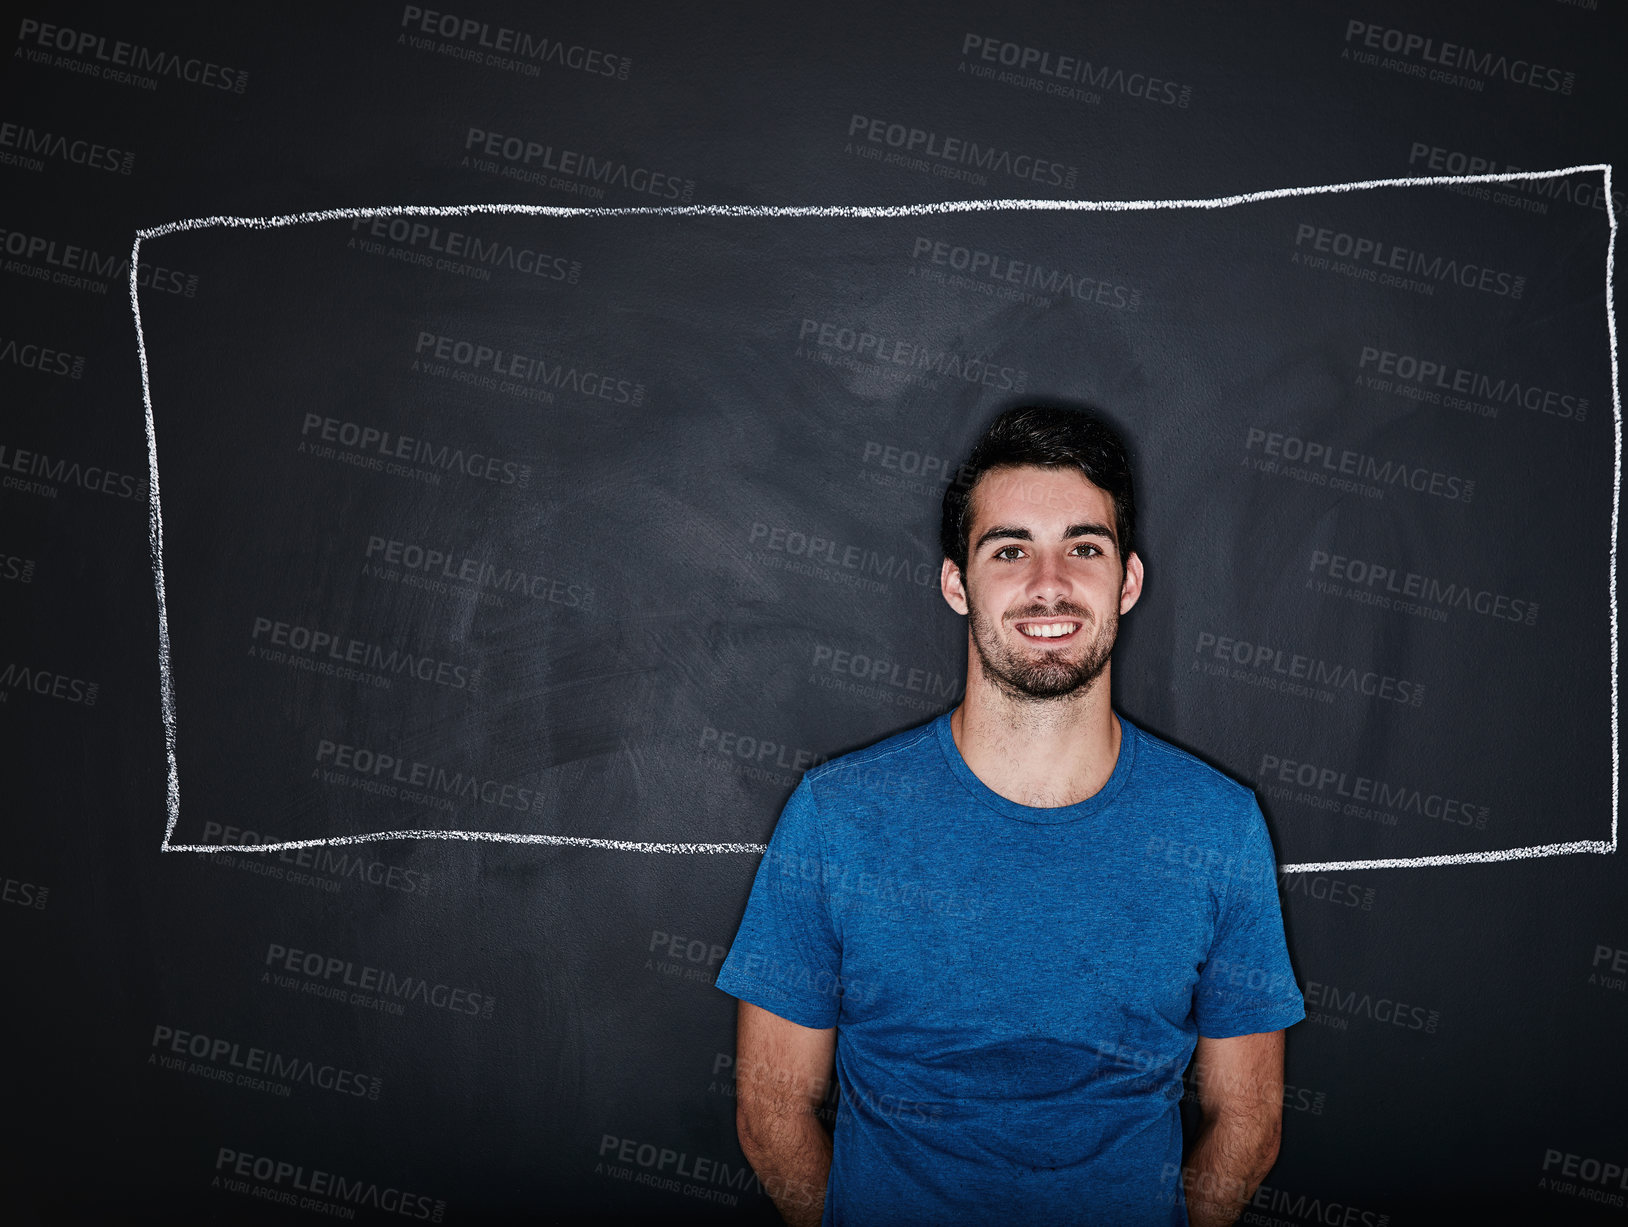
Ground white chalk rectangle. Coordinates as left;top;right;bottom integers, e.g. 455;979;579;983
132;166;1619;870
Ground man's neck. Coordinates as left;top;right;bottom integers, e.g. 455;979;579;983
949;665;1122;809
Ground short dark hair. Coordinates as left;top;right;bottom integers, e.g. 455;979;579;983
940;405;1136;575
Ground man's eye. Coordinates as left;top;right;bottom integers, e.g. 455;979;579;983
1072;543;1102;557
993;546;1024;561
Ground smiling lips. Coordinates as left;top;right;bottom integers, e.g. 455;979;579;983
1014;619;1083;640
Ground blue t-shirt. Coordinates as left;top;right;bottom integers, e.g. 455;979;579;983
715;712;1304;1226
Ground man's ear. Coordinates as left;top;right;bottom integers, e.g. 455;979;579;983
940;558;969;615
1119;551;1144;616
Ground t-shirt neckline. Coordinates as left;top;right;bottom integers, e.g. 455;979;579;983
933;709;1138;824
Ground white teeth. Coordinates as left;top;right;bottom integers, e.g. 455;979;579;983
1019;623;1078;638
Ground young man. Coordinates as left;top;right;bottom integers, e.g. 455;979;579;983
715;406;1303;1226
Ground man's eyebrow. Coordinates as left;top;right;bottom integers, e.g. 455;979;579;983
1063;522;1118;546
974;523;1118;552
973;525;1032;551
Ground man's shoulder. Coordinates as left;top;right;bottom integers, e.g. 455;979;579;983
1126;719;1257;812
801;715;944;798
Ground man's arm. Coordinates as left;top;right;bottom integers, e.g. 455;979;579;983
735;1000;837;1227
1182;1029;1285;1227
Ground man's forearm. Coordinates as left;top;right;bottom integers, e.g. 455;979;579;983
1182;1112;1279;1227
738;1108;832;1227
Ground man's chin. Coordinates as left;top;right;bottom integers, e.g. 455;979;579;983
997;661;1106;701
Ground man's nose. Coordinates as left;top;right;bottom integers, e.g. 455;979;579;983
1028;554;1071;602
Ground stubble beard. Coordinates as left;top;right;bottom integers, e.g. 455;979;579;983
966;594;1119;702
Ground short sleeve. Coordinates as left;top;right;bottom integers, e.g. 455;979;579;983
714;778;844;1029
1193;807;1305;1038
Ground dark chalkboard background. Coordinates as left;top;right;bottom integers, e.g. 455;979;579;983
2;2;1624;1222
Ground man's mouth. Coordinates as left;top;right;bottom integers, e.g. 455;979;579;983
1014;620;1082;640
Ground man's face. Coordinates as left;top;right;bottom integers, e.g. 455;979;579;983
941;465;1143;701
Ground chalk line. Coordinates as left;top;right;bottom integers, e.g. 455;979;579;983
131;235;183;851
168;831;1614;868
131;164;1611;238
1280;838;1615;875
134;166;1619;868
1605;162;1622;871
166;831;768;855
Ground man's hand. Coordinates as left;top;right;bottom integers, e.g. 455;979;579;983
1182;1029;1285;1227
734;1000;837;1227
